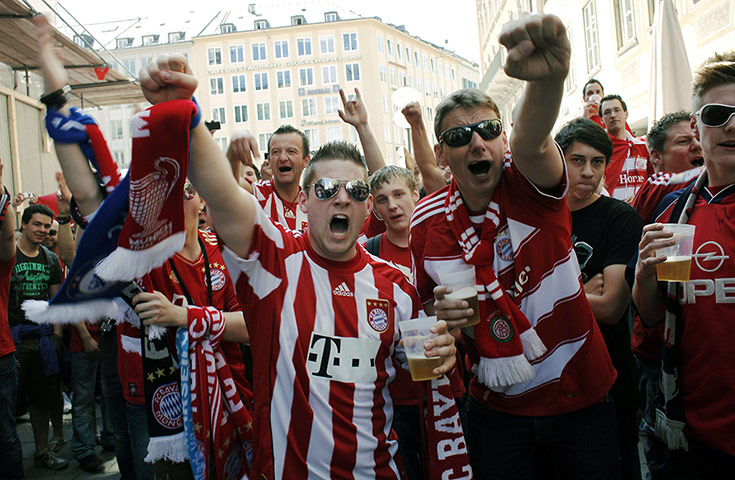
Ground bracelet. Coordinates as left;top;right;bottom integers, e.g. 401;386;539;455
40;85;71;111
56;215;72;225
190;96;201;130
69;198;88;229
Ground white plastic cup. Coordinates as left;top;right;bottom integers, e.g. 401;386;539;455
398;316;442;381
656;224;696;282
438;265;481;327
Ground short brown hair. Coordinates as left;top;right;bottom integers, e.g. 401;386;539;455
434;89;501;140
692;51;735;110
369;166;416;193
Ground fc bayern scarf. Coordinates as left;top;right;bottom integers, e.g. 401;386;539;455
95;99;199;282
178;306;253;479
655;170;707;451
444;179;546;388
418;376;472;479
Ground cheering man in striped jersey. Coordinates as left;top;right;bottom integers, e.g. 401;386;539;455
138;54;457;479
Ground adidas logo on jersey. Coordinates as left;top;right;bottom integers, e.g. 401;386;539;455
333;282;353;297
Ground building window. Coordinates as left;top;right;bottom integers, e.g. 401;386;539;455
210;77;224;95
325;12;338;22
326;125;341;143
451;68;456;81
343;33;358;51
406;47;411;63
212;106;226;125
252;42;266;61
141;57;152;69
430;58;435;73
614;0;637;49
116;38;133;49
322;65;337;84
112;150;125;165
345;63;360;81
274;40;289;59
414;51;420;67
297;38;312;56
110;120;123;140
254;72;268;90
384;123;392;143
381;94;389;113
230;45;244;63
256;103;271;121
168;32;185;43
320;35;335;54
396;43;403;61
389;67;397;86
423;54;429;71
433;84;439;98
325;95;340;115
302;98;317;117
299;67;314;86
258;133;269;153
234;105;248;123
583;1;601;71
377;34;384;54
417;78;422;93
208;48;222;66
304;128;319;149
214;137;228;151
254;20;269;30
221;23;236;34
142;34;159;46
291;15;306;26
386;39;394;57
399;72;406;87
232;74;246;93
277;70;291;88
279;100;294;119
425;81;431;96
379;65;387;83
122;58;136;78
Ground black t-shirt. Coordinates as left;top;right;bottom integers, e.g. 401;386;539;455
571;195;643;407
8;245;62;327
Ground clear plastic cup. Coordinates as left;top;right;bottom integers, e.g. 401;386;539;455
656;224;696;282
398;316;442;381
438;265;481;327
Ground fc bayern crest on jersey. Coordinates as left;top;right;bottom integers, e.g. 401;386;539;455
207;268;227;291
222;445;245;480
366;299;391;333
489;313;513;343
151;382;184;429
495;229;514;262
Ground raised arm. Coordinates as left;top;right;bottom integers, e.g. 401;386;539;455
0;161;16;264
338;88;385;174
500;14;569;189
138;55;256;258
35;15;104;215
54;173;75;266
226;130;260;194
401;102;446;194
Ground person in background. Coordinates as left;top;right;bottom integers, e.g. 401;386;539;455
581;78;605;127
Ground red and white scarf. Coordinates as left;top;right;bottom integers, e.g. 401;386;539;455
186;306;253;479
96;100;197;282
444;179;546;388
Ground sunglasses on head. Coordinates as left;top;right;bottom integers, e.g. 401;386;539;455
308;178;370;202
438;119;503;147
184;182;196;200
695;103;735;128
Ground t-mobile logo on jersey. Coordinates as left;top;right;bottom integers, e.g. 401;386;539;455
306;333;380;383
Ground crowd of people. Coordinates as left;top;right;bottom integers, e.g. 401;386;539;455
0;11;733;480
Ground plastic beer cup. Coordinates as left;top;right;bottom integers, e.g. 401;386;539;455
656;224;696;282
398;316;443;381
438;265;481;327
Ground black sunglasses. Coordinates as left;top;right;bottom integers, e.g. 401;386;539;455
308;178;370;202
695;103;735;128
438;119;503;147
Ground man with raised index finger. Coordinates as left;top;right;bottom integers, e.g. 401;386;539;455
409;14;619;478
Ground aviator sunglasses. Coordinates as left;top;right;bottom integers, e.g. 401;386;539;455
695;103;735;127
438;118;503;147
308;178;370;202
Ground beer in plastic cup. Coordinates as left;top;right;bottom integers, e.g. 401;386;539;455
398;316;443;381
439;265;481;327
656;224;696;282
588;93;602;115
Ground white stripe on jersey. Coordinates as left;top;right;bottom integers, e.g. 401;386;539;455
272;252;307;480
519;249;583;327
410;196;445;229
611;185;637;201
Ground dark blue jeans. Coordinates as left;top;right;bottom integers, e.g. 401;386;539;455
465;396;621;479
71;350;99;461
0;352;23;479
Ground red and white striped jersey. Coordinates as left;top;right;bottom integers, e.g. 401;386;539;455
252;179;308;232
631;166;703;223
605;132;653;201
221;196;421;479
410;156;615;416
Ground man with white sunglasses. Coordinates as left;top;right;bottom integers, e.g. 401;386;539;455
634;53;735;477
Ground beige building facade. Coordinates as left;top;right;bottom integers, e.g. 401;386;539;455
476;0;735;134
192;15;479;165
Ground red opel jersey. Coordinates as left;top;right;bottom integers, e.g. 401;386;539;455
605;132;652;201
117;231;250;406
656;185;735;456
410;155;615;416
252;180;307;232
0;255;15;357
221;197;421;480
